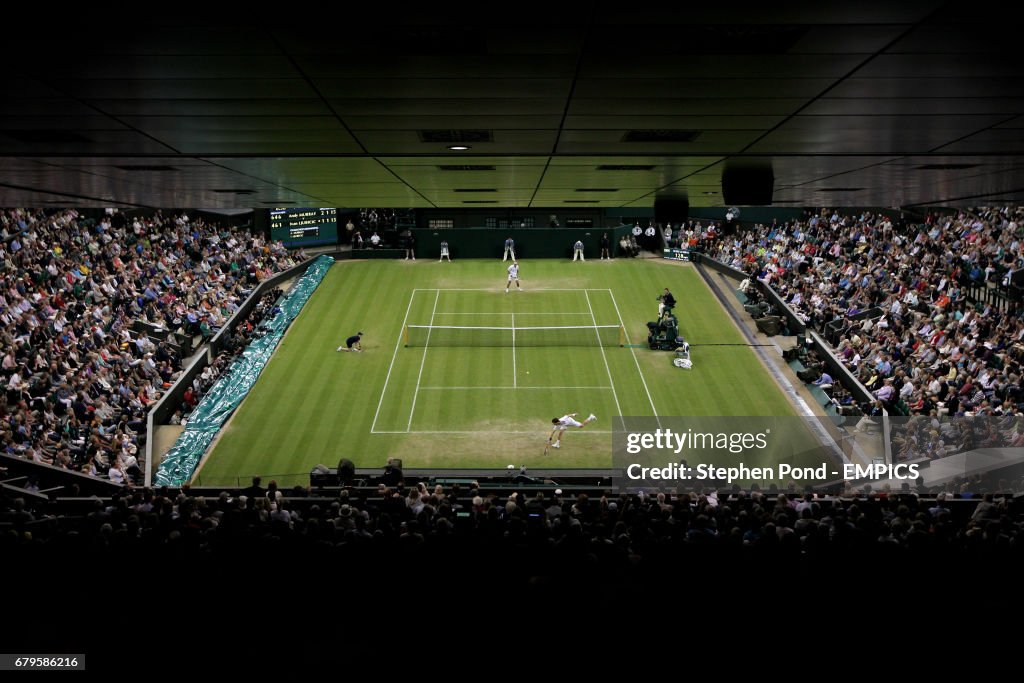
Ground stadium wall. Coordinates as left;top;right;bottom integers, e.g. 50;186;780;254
411;224;635;259
1;452;123;497
144;352;210;487
695;253;808;336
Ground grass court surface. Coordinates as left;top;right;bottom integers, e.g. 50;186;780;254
196;258;801;486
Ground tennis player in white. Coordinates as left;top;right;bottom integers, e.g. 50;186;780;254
505;261;521;293
547;412;597;449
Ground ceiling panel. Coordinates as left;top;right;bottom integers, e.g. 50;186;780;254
776;113;1009;131
572;78;830;98
569;98;805;116
13;55;298;79
314;79;572;99
0;131;177;155
590;2;943;24
562;115;784;129
33;156;215;167
0;98;99;116
210;158;398;183
119;116;348;131
51;79;318;99
0;116;129;130
343;115;563;130
580;54;866;78
886;24;1019;52
826;77;1024;98
930;129;1024;154
76;27;277;55
547;156;723;166
296;55;578;79
853;54;1024;79
272;26;586;56
0;8;1019;209
91;99;333;116
178;142;364;154
803;98;1024;116
0;79;69;98
329;98;566;116
355;130;558;155
784;25;907;53
391;174;546;192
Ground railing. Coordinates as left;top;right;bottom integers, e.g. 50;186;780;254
1;453;124;497
190;471;312;489
208;257;320;357
694;252;808;335
962;277;1022;313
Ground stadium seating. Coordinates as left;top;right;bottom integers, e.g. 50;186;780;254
0;208;302;486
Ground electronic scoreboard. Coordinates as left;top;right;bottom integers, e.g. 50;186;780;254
269;208;338;248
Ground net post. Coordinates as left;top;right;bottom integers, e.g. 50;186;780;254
619;324;625;347
403;325;409;347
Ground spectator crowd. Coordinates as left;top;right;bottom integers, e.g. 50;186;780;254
1;208;301;484
701;207;1023;462
3;476;1022;572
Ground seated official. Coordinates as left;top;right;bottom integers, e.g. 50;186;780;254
659;288;677;316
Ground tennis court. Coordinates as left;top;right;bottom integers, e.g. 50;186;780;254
195;259;801;485
370;288;655;435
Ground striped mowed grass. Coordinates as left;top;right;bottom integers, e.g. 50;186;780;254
195;258;804;486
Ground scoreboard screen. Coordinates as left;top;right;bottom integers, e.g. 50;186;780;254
662;247;691;262
269;208;338;248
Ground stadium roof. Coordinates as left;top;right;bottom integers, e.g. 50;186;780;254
1;2;1022;209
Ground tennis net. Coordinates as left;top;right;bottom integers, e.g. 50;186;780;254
404;324;624;347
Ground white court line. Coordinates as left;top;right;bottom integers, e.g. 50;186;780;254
418;386;614;390
511;310;517;388
607;288;660;424
373;430;614;435
370;288;419;433
433;311;593;315
414;288;587;292
406;289;440;432
585;289;625;430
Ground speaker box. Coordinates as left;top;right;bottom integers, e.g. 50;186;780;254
654;198;690;224
722;167;774;205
